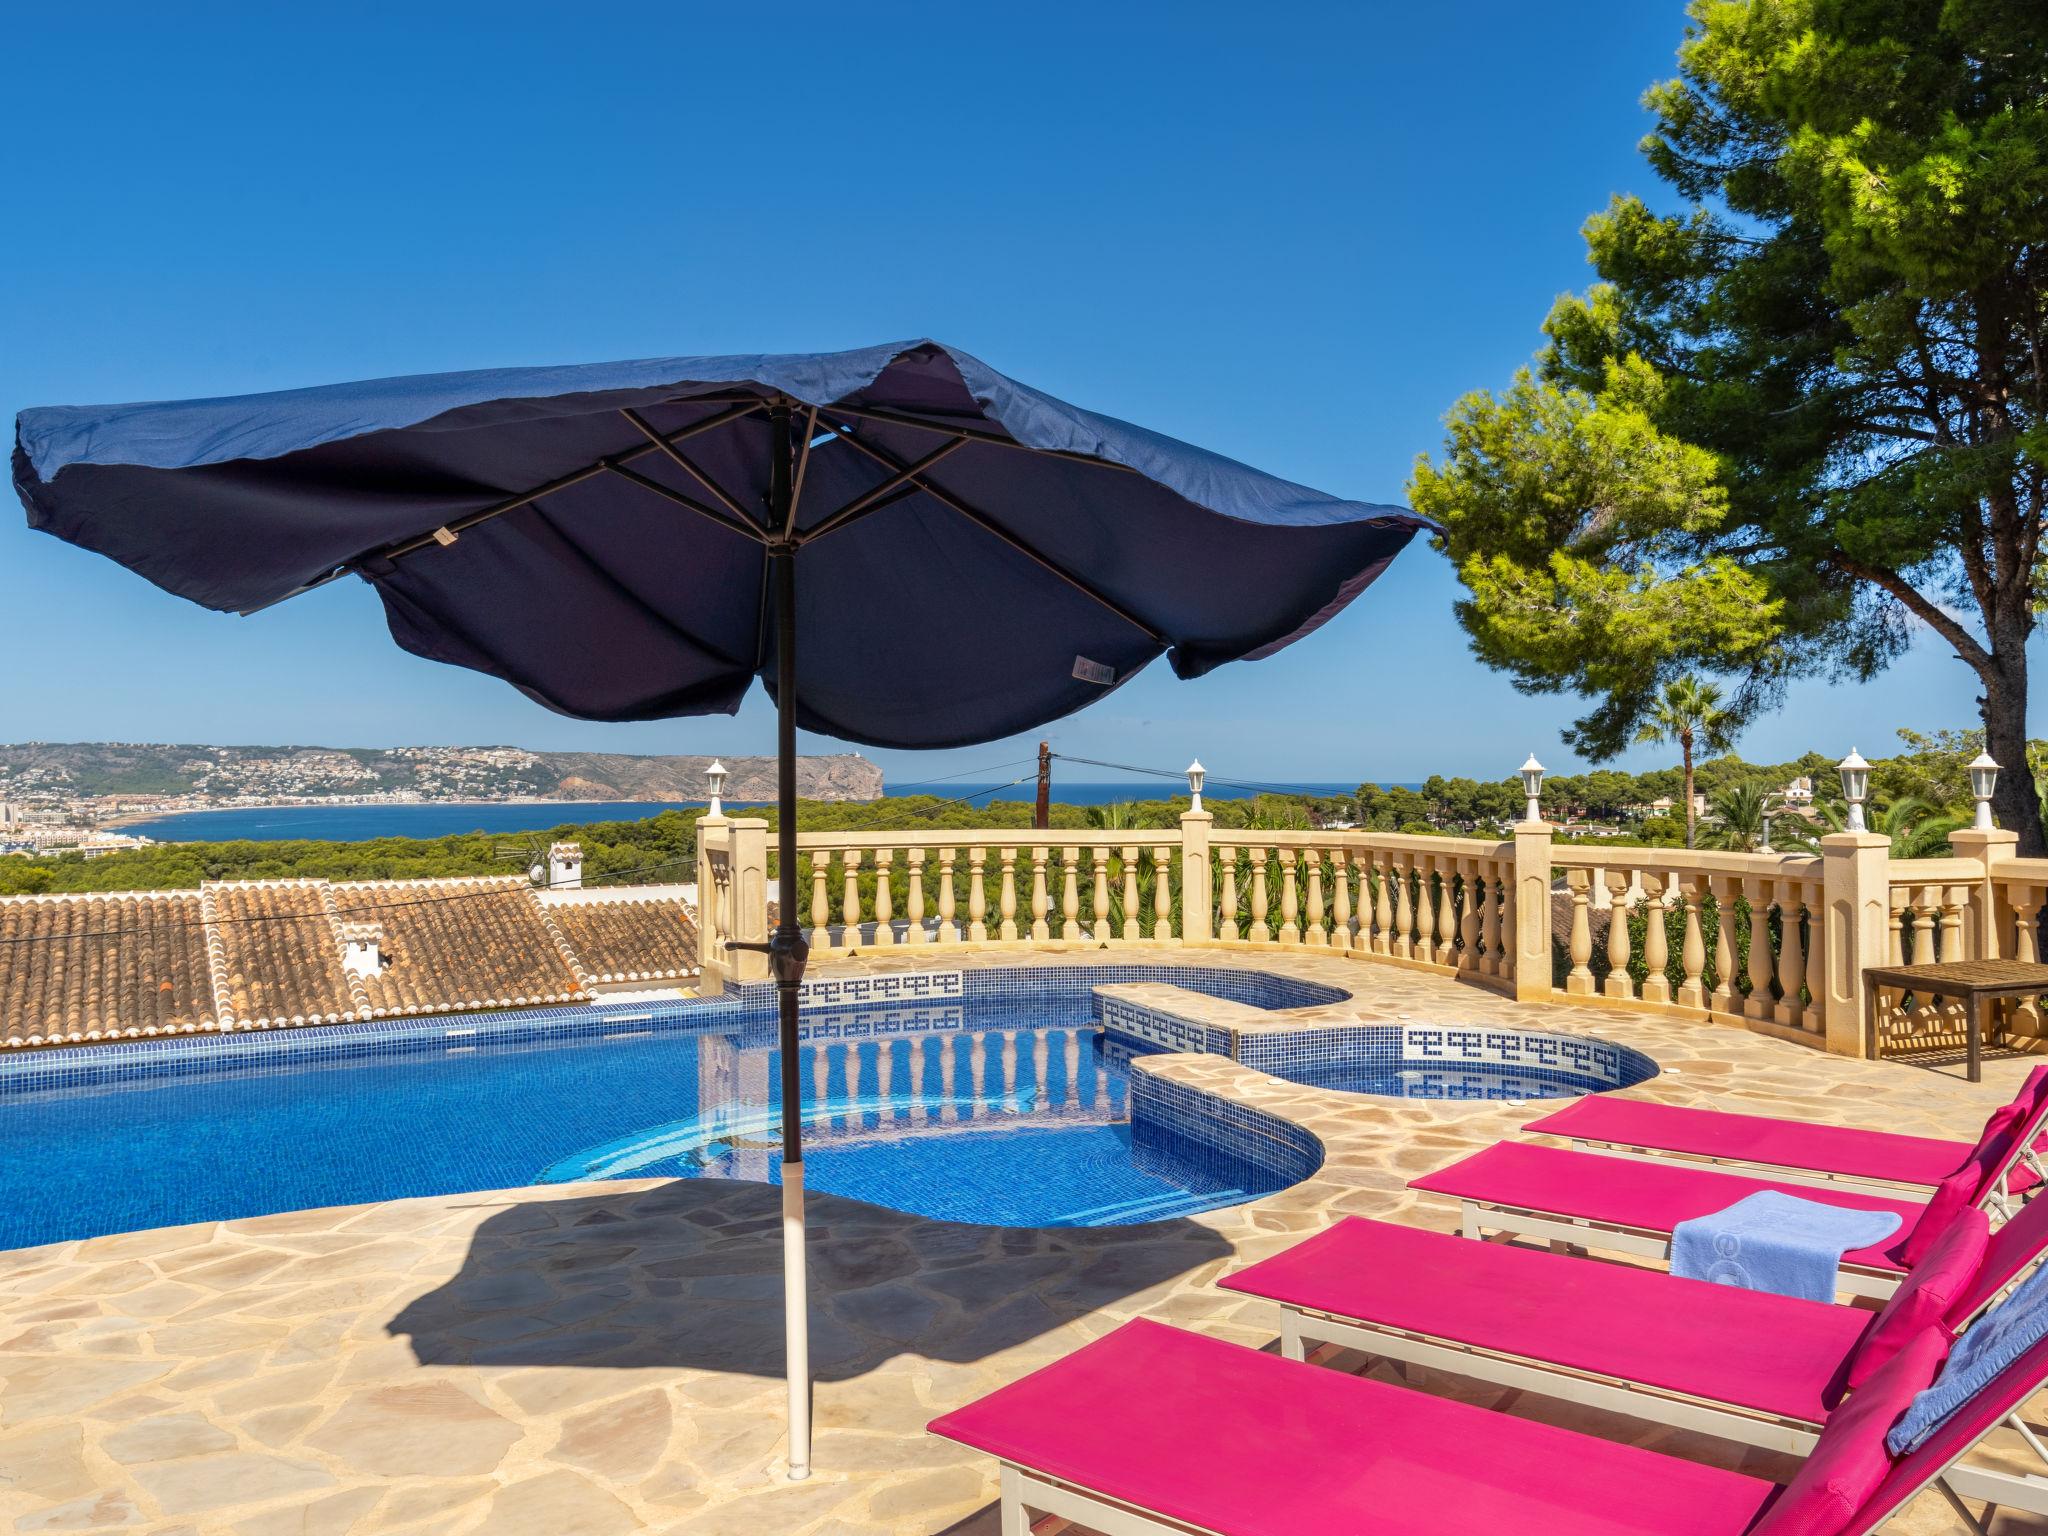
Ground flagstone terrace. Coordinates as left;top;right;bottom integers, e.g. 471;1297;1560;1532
699;809;2048;1067
0;947;2035;1536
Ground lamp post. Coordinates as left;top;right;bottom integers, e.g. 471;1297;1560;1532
706;759;727;818
1838;749;1871;834
1186;759;1205;813
1968;753;2000;831
1519;755;1545;824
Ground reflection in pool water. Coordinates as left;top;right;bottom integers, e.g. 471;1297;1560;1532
0;979;1318;1247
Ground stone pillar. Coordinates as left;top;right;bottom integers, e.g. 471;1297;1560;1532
1821;831;1891;1057
1511;820;1553;1002
1180;810;1214;944
695;813;728;994
727;818;771;984
1949;827;2018;959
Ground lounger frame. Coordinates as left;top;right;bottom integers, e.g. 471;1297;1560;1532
1276;1305;1826;1454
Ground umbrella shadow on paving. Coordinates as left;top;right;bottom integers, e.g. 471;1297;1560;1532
387;1176;1232;1383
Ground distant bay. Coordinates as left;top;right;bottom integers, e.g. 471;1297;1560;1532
121;779;1379;843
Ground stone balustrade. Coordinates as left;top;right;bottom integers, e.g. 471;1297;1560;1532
694;812;2048;1061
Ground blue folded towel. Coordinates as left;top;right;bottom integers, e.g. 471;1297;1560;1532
1670;1192;1903;1302
1889;1259;2048;1453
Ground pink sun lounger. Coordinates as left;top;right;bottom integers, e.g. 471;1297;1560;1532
1524;1065;2048;1199
1219;1204;2042;1453
1410;1141;1935;1298
929;1316;2048;1536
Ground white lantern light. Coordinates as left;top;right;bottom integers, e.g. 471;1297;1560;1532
1186;759;1206;812
706;759;727;818
1519;754;1545;824
1968;752;1999;831
1838;749;1871;833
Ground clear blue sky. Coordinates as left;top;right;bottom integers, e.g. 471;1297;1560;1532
0;2;2005;789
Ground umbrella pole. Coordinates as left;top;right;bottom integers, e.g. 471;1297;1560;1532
767;406;813;1481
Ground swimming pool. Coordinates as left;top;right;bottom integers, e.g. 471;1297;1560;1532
1230;1023;1659;1102
0;966;1327;1248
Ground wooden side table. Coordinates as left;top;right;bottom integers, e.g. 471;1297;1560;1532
1863;960;2048;1081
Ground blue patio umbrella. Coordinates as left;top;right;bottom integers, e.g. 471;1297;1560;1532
12;339;1428;1476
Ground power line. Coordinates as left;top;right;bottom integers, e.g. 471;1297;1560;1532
1049;753;1350;800
883;756;1038;792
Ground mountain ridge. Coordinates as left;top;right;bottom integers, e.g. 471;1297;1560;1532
0;742;883;804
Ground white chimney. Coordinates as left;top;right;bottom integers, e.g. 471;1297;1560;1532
340;922;384;978
549;841;584;890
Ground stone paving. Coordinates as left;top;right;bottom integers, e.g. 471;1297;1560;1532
2;947;2045;1534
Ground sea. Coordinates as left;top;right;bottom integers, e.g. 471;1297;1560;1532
121;780;1371;844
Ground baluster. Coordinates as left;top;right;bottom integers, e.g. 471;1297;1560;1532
2013;885;2045;1034
1436;863;1457;967
1029;847;1051;941
905;851;926;945
1330;851;1352;952
1744;877;1775;1020
1217;849;1240;942
1677;883;1707;1009
1248;847;1271;942
1481;862;1504;977
1939;884;1968;963
810;854;831;951
1776;884;1805;1029
1279;848;1302;944
1368;860;1384;958
1639;873;1671;1003
1305;849;1327;945
1565;870;1595;995
968;847;989;942
1456;862;1480;971
1391;855;1414;959
1414;857;1437;964
1887;886;1908;966
841;848;863;945
1060;847;1081;941
1091;846;1112;942
1153;847;1174;940
872;847;895;948
1121;846;1142;942
937;849;958;943
1804;882;1826;1034
999;848;1020;942
1604;870;1633;999
1710;879;1738;1016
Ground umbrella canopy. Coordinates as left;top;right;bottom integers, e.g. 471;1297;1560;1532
13;339;1429;1481
13;340;1424;747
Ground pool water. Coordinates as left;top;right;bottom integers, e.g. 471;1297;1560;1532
1283;1063;1621;1100
0;993;1299;1249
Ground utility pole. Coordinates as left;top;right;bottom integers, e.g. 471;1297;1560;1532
1034;740;1051;829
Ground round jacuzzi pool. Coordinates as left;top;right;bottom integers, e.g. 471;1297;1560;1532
1248;1024;1657;1102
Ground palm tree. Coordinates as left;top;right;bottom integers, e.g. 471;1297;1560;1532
1633;676;1739;849
1775;795;1964;858
1699;783;1769;852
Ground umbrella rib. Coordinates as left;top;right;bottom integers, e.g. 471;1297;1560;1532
800;437;969;544
821;403;1138;472
620;409;761;529
815;419;1167;644
783;406;819;541
604;461;768;543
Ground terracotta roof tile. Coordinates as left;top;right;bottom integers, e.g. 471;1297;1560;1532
546;899;699;983
207;880;359;1027
0;892;213;1045
331;876;585;1016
